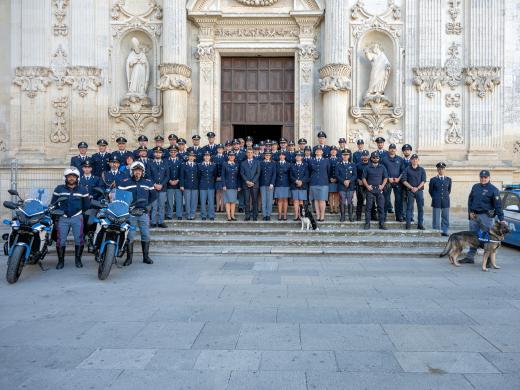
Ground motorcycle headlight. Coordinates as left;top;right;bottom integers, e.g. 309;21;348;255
107;214;128;225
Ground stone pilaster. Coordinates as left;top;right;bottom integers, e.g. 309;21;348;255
320;0;350;145
160;0;191;140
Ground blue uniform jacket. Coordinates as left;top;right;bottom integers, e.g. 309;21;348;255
112;150;133;165
166;158;182;189
329;157;340;183
240;159;261;188
382;155;404;178
187;146;204;163
362;163;388;186
52;184;90;217
468;182;504;221
91;152;110;177
202;144;218;156
353;150;367;164
118;176;157;208
309;157;330;186
312;145;331;158
375;149;389;159
259;161;277;187
149;159;169;192
147;147;168;160
429;176;452;209
198;162;217;190
285;151;296;164
79;175;102;199
180;162;199;190
101;170;125;190
402;166;427;188
290;162;309;190
356;162;369;185
70;155;90;171
275;161;291;187
221;162;240;189
177;151;188;162
336;162;357;192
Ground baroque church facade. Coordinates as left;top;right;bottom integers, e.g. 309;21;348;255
0;0;519;208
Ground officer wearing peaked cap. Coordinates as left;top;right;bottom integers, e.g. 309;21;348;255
113;137;133;165
71;141;90;171
180;151;200;220
102;155;124;190
198;151;217;220
353;139;367;164
202;131;218;156
79;159;101;199
91;139;110;177
167;133;178;149
150;146;169;228
133;135;149;158
429;162;452;236
402;154;427;230
362;151;388;230
188;134;203;163
176;138;188;162
313;131;331;158
148;135;168;159
375;137;388;159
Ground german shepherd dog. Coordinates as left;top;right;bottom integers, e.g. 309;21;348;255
439;221;510;271
299;203;318;231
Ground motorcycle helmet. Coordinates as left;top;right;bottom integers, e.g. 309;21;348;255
63;167;80;180
130;161;145;174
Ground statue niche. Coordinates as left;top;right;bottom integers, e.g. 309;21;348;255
363;42;391;109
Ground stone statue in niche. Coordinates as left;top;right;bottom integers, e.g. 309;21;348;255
123;37;151;110
364;43;390;97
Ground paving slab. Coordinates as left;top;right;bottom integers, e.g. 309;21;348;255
144;349;200;370
129;322;204;349
191;322;242;350
393;351;499;374
464;374;520;390
334;351;403;373
236;324;301;350
194;350;261;371
227;370;307;390
260;350;337;371
481;352;520;373
77;348;157;369
471;325;520;352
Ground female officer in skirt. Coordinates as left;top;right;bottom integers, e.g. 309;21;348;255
309;146;330;221
222;151;240;221
275;151;291;221
213;144;226;213
328;146;340;214
290;152;309;220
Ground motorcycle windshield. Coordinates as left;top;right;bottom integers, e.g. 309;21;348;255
107;189;132;218
22;188;49;216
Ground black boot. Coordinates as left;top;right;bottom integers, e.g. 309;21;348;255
141;241;153;264
339;204;345;222
56;246;66;269
348;205;354;222
74;245;84;268
123;242;133;266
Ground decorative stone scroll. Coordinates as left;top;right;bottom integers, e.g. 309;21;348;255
412;67;446;98
351;0;401;22
445;43;463;89
157;63;192;93
445;111;464;144
195;44;215;62
53;0;69;36
50;45;69;90
298;44;320;61
235;0;278;6
445;93;461;107
109;105;162;135
465;67;501;99
50;96;70;143
110;0;163;38
446;0;462;35
64;66;103;97
319;63;352;92
13;67;52;98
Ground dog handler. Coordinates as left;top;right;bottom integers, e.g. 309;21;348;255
460;170;505;264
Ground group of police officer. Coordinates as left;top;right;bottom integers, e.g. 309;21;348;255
50;129;506;268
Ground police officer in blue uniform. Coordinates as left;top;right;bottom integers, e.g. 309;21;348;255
309;145;331;221
382;144;404;221
102;156;124;190
460;170;505;264
149;147;168;228
336;149;357;222
70;141;90;171
240;148;261;221
402;154;427;230
166;146;183;220
202;132;218;156
134;135;149;158
148;135;168;159
91;139;110;177
429;162;452;236
290;151;309;220
167;133;178;149
353;139;367;164
313;131;331;158
286;141;296;163
112;137;133;165
355;150;371;221
259;150;276;220
198;151;217;220
118;161;156;265
297;138;307;153
135;146;152;179
400;144;413;219
188;134;204;163
222;151;240;221
180;151;199;220
52;167;90;269
374;137;388;159
362;151;388;230
177;138;188;162
79;159;101;199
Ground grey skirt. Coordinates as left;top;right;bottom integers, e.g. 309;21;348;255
291;189;307;201
274;186;290;199
224;189;238;203
311;185;329;201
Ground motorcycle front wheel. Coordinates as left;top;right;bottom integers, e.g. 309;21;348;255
98;242;115;280
6;246;25;284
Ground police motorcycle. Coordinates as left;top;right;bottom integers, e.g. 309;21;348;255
2;188;66;284
86;188;142;280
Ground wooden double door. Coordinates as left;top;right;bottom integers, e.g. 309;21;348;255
221;57;295;143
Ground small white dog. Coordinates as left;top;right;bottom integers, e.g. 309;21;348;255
299;204;318;231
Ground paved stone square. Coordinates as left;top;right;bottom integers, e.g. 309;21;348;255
1;247;520;390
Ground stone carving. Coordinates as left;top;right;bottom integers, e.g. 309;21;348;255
13;67;52;98
412;67;446;98
50;96;70;143
200;101;212;132
351;0;401;21
126;37;150;101
301;63;312;84
196;44;215;62
446;0;462;35
214;27;299;39
53;0;69;36
465;67;501;99
445;93;461;107
445;111;464;144
109;105;162;135
364;43;391;98
157;63;192;93
445;43;463;89
298;45;320;61
514;141;520;155
348;129;364;144
351;105;402;136
388;128;403;145
319;63;352;92
110;0;163;39
235;0;278;6
64;66;103;97
110;129;127;143
50;45;69;90
0;139;6;152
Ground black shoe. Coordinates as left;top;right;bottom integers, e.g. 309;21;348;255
164;217;172;221
210;218;214;221
141;241;153;264
177;217;182;221
417;224;425;230
379;224;387;230
159;223;168;228
405;223;411;230
267;216;271;221
201;217;206;221
74;245;84;268
459;257;475;264
397;218;405;222
123;242;133;266
441;232;449;237
56;246;66;269
151;224;157;228
388;209;394;214
238;207;244;213
245;216;251;221
364;223;370;230
339;214;345;222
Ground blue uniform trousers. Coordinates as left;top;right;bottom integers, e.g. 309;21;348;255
432;207;450;235
260;186;274;217
199;189;215;219
385;183;403;220
339;190;355;206
166;188;183;219
128;213;150;243
406;190;424;226
184;189;198;219
466;213;495;259
365;189;385;224
151;191;166;224
57;215;84;247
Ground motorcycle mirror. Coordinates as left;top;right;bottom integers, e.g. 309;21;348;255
51;209;64;216
3;201;17;210
56;196;68;203
90;200;104;209
8;189;19;197
94;187;105;195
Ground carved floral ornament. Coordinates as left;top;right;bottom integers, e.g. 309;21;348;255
110;0;163;39
445;111;464;144
63;67;103;97
50;96;70;144
412;67;446;98
195;44;215;62
157;63;192;93
351;0;401;22
465;67;501;99
235;0;278;5
13;67;52;98
53;0;69;36
319;63;352;92
298;44;319;61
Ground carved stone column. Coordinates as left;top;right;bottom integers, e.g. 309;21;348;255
320;0;350;144
160;0;191;139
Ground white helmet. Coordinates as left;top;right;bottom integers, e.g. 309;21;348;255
63;167;80;179
130;161;145;174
